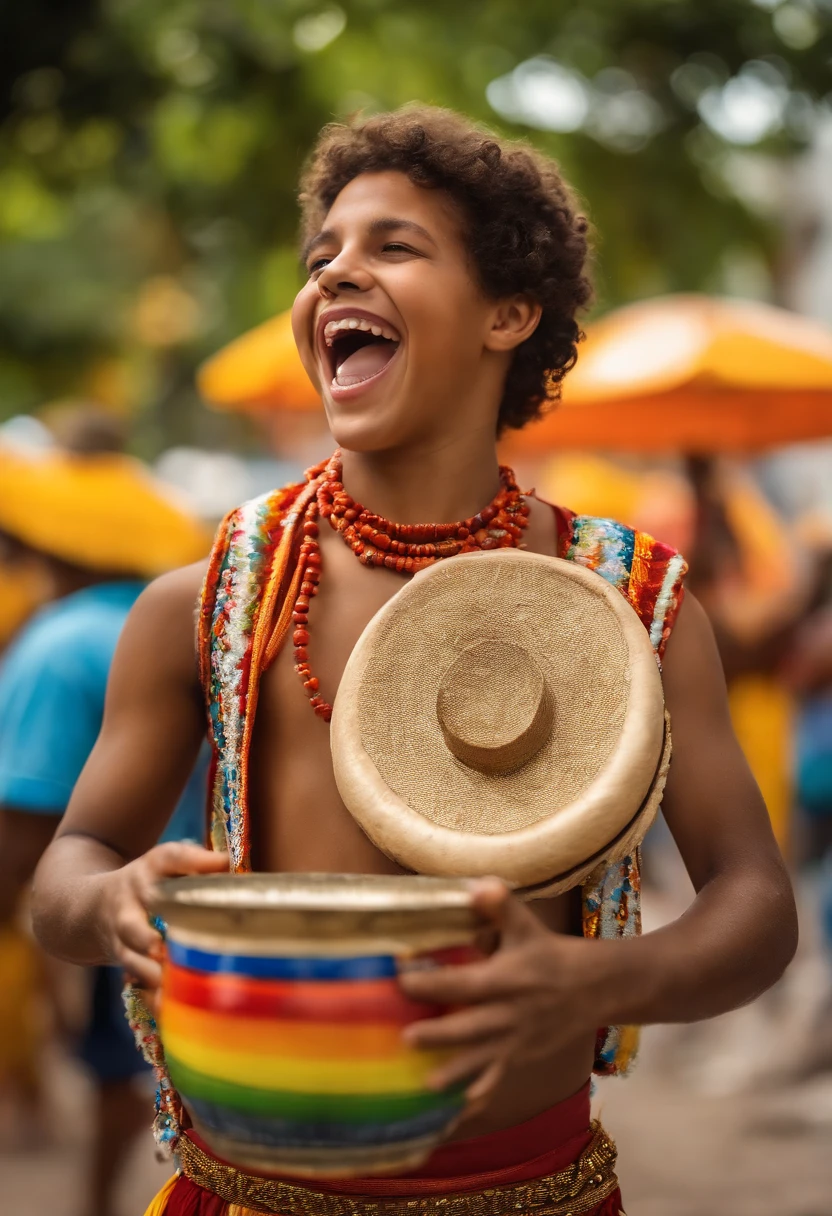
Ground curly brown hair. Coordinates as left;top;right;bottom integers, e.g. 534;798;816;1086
299;105;592;432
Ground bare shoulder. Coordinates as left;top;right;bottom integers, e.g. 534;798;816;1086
137;559;208;614
114;559;209;686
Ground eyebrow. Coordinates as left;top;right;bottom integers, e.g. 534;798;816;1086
302;217;438;262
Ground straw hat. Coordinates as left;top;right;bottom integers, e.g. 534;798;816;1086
0;447;210;579
331;550;670;898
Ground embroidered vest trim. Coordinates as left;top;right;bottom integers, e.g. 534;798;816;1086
127;484;687;1151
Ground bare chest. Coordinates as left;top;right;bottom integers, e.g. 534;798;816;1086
248;526;410;876
245;499;573;930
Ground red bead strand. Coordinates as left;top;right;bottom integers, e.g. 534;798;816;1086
291;452;529;721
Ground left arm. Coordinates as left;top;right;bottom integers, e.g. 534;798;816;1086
590;590;797;1023
402;593;797;1099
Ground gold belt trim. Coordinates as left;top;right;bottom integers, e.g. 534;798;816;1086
177;1121;619;1216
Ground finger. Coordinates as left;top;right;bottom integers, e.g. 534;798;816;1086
116;945;162;990
115;908;164;958
474;923;500;957
150;843;230;878
452;1060;505;1134
134;846;230;908
403;1004;513;1049
468;878;547;946
425;1043;500;1093
399;959;514;1005
465;1058;505;1106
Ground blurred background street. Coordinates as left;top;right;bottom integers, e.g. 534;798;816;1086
2;1;832;1213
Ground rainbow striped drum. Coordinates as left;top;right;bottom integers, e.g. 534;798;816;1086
152;873;480;1177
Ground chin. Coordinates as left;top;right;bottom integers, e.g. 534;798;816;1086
326;407;414;456
318;358;413;452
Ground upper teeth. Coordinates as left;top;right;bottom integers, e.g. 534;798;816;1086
323;317;400;346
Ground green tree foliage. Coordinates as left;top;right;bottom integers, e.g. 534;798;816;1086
0;0;830;446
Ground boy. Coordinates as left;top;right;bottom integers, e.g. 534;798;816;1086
32;107;796;1215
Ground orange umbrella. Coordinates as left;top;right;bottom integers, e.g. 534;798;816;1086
508;294;832;455
198;310;320;412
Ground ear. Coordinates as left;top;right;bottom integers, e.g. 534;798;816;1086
484;296;542;353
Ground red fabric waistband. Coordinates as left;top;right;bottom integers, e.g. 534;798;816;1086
182;1081;593;1198
410;1080;591;1179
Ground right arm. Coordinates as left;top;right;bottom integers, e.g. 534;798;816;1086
31;562;228;987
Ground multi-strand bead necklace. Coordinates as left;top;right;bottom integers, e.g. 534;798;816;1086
291;451;529;721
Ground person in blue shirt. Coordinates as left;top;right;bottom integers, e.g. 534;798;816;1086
0;438;209;1216
0;578;206;846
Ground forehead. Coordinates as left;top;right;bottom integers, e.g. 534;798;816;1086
322;170;463;241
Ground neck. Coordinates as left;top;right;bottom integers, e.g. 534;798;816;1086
338;432;505;525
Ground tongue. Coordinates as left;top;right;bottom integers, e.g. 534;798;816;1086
335;342;395;385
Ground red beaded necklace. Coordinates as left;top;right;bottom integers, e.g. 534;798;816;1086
290;451;529;722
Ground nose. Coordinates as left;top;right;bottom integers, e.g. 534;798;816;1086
316;249;373;299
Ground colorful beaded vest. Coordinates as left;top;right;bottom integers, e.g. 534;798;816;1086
127;477;687;1153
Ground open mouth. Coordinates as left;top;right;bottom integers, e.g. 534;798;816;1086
321;315;401;392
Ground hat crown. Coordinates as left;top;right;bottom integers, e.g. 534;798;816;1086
436;641;554;776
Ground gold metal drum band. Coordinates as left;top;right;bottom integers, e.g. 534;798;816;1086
176;1122;620;1216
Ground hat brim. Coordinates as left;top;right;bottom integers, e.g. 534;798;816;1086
331;550;666;892
518;711;671;899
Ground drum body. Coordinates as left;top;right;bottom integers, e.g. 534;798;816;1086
152;873;479;1178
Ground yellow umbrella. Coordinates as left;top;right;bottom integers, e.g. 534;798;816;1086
509;294;832;455
198;310;320;412
0;447;211;578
